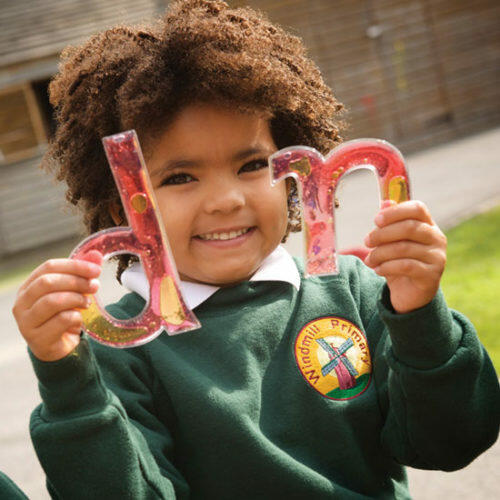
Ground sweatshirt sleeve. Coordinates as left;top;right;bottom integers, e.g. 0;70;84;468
0;472;28;499
371;283;500;471
29;337;189;499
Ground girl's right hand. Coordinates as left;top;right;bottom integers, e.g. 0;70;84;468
12;251;102;362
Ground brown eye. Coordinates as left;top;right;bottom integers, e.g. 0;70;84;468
239;159;268;174
161;173;196;186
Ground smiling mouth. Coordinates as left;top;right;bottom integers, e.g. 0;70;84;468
195;227;254;241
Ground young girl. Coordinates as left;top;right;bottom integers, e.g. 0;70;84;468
12;1;499;498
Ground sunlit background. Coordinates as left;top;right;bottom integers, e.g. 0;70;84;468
0;1;499;498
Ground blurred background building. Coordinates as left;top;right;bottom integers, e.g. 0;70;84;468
0;0;499;258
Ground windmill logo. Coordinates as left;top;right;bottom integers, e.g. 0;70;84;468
294;317;372;400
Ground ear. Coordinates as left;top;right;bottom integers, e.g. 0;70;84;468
109;202;124;225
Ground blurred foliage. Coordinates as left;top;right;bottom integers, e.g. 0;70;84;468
441;205;500;371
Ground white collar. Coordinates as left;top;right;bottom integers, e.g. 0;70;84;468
121;245;301;309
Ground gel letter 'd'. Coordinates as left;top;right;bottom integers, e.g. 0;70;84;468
270;138;410;276
70;130;200;347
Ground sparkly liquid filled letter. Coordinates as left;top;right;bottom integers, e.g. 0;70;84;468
270;139;410;276
71;130;200;347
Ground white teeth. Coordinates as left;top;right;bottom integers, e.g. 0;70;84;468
198;228;250;241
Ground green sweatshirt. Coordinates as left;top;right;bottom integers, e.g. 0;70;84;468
29;256;499;499
0;472;28;499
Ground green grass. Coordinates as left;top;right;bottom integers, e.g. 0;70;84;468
441;205;500;371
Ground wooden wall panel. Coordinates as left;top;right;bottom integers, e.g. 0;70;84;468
231;0;500;151
0;0;167;256
0;155;80;256
427;0;500;136
0;0;162;68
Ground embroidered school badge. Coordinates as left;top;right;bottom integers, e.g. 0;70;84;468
294;317;372;400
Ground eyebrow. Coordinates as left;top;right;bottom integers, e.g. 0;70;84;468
151;146;275;176
231;146;274;162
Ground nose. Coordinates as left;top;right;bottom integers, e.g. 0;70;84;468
202;177;246;215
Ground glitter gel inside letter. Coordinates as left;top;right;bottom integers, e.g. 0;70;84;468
270;139;411;276
70;130;200;348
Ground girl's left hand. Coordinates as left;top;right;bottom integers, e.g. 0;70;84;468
364;200;447;314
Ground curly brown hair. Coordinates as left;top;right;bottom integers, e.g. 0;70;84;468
44;0;344;275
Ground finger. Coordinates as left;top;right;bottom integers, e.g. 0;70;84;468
19;273;99;311
80;250;104;267
30;310;83;347
365;220;437;248
365;241;437;268
18;258;102;294
374;200;433;228
380;199;397;210
26;291;91;330
373;258;432;279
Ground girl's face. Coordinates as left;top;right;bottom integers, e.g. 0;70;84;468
145;103;289;286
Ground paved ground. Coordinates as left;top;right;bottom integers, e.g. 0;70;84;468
1;128;499;499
